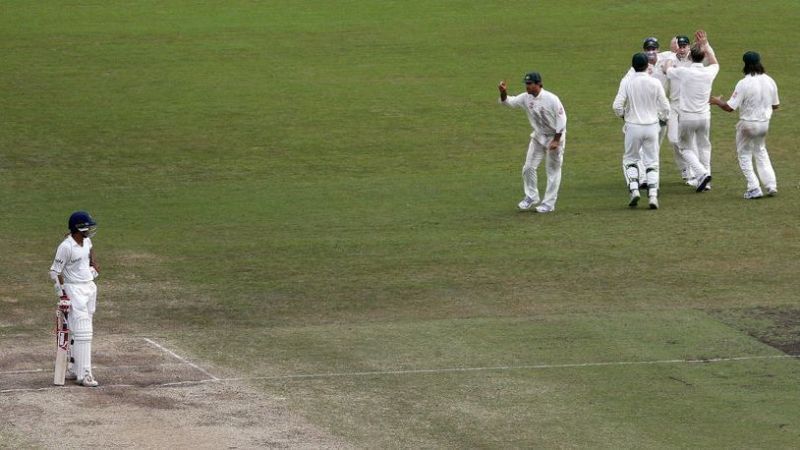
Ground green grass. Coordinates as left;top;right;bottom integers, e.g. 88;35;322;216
2;0;800;447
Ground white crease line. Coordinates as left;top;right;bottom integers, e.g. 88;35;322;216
1;368;47;375
142;337;219;381
0;363;189;377
239;354;799;381
2;354;797;394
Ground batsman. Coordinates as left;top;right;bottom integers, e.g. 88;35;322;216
49;211;100;387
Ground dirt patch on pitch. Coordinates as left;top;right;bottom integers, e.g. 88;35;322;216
713;306;800;355
2;383;348;448
0;334;350;449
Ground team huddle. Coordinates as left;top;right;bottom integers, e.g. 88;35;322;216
499;30;780;211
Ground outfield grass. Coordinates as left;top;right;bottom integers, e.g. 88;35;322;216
2;0;799;447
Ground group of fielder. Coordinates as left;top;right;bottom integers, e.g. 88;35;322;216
498;29;780;212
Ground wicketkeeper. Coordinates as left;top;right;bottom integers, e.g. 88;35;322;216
49;211;100;387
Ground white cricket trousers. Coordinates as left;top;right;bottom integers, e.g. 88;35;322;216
64;281;97;380
623;123;660;190
627;122;668;183
736;120;776;191
678;117;712;178
522;137;564;210
667;107;690;177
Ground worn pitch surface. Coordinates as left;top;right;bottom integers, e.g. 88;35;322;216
0;334;347;449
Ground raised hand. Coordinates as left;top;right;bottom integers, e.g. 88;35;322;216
498;80;507;93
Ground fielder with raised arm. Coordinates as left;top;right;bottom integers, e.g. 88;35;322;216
664;30;719;192
49;211;100;387
498;72;567;213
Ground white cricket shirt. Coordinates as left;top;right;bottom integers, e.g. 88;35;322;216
726;74;779;122
613;72;670;125
501;89;567;145
666;63;720;119
666;44;714;103
50;236;94;283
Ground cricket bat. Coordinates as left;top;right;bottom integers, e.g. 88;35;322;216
54;309;70;385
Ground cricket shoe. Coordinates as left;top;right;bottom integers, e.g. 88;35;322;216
743;187;763;200
695;174;712;192
648;195;659;210
535;204;554;213
517;196;537;211
628;190;640;208
79;373;99;387
766;187;778;197
65;371;77;381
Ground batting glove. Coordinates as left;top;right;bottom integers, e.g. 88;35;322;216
57;289;71;312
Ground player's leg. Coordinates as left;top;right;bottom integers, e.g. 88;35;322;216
668;109;692;182
66;284;98;387
623;125;643;206
539;138;565;212
735;121;762;198
696;118;712;176
519;139;543;209
641;124;660;208
678;120;710;191
751;122;777;195
637;148;647;190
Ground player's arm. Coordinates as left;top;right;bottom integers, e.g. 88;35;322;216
710;95;734;112
89;247;99;271
548;100;566;150
49;245;68;294
498;80;508;102
49;245;71;310
657;84;670;123
694;30;718;66
612;81;627;119
771;79;780;110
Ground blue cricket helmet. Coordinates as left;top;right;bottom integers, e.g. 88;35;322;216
68;211;97;237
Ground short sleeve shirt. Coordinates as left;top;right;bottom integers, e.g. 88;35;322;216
726;74;779;122
50;236;93;283
502;89;567;144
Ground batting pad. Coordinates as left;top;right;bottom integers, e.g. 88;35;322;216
71;317;93;380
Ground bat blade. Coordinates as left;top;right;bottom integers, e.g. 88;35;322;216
54;310;69;385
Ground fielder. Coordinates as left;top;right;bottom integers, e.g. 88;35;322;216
663;35;695;183
49;211;100;387
620;37;672;189
664;30;719;192
710;51;780;199
498;71;567;213
613;52;670;209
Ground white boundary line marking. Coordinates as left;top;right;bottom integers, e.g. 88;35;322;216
142;337;219;381
2;353;796;394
